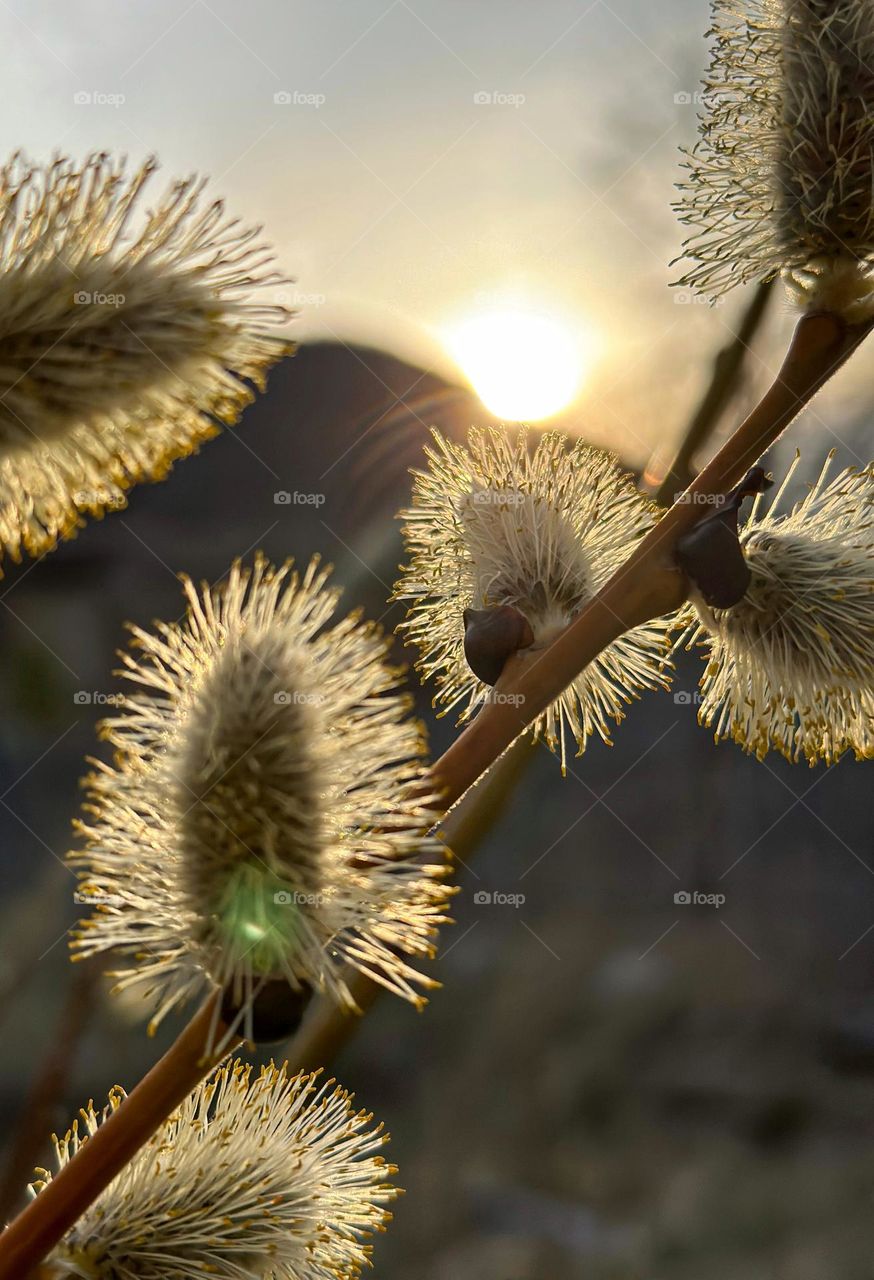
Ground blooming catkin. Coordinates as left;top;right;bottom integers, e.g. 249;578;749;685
70;556;452;1043
0;152;292;564
40;1060;397;1280
395;427;673;771
675;0;874;315
675;453;874;763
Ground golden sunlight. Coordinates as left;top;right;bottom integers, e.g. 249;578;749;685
445;306;593;422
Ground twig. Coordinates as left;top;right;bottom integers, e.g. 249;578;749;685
644;279;775;504
289;735;536;1071
1;996;236;1280
4;308;869;1280
431;310;870;808
4;742;533;1277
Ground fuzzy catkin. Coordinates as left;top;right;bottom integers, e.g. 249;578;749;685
70;556;452;1044
0;152;292;563
41;1060;397;1280
675;454;874;763
396;427;673;772
676;0;874;312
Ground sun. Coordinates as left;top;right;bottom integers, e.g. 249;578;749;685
445;306;592;422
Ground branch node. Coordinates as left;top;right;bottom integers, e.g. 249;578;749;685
675;466;772;608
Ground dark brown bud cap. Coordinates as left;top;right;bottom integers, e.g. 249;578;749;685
221;978;312;1044
675;466;773;609
462;604;535;685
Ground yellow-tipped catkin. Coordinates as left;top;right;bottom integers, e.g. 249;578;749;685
676;1;874;316
0;152;292;564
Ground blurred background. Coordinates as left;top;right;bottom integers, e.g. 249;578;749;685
0;3;873;1278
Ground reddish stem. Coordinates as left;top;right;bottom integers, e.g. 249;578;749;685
432;311;869;808
1;997;238;1280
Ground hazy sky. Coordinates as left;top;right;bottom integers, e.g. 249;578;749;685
0;0;867;464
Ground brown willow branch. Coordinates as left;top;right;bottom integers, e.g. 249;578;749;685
5;741;534;1278
1;996;237;1280
4;307;869;1280
288;735;536;1071
432;309;871;809
644;278;775;504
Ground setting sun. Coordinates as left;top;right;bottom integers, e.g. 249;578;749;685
445;306;592;422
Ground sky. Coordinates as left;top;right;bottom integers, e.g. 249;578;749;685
0;0;869;465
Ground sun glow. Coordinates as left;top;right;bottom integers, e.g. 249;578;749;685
446;306;593;422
